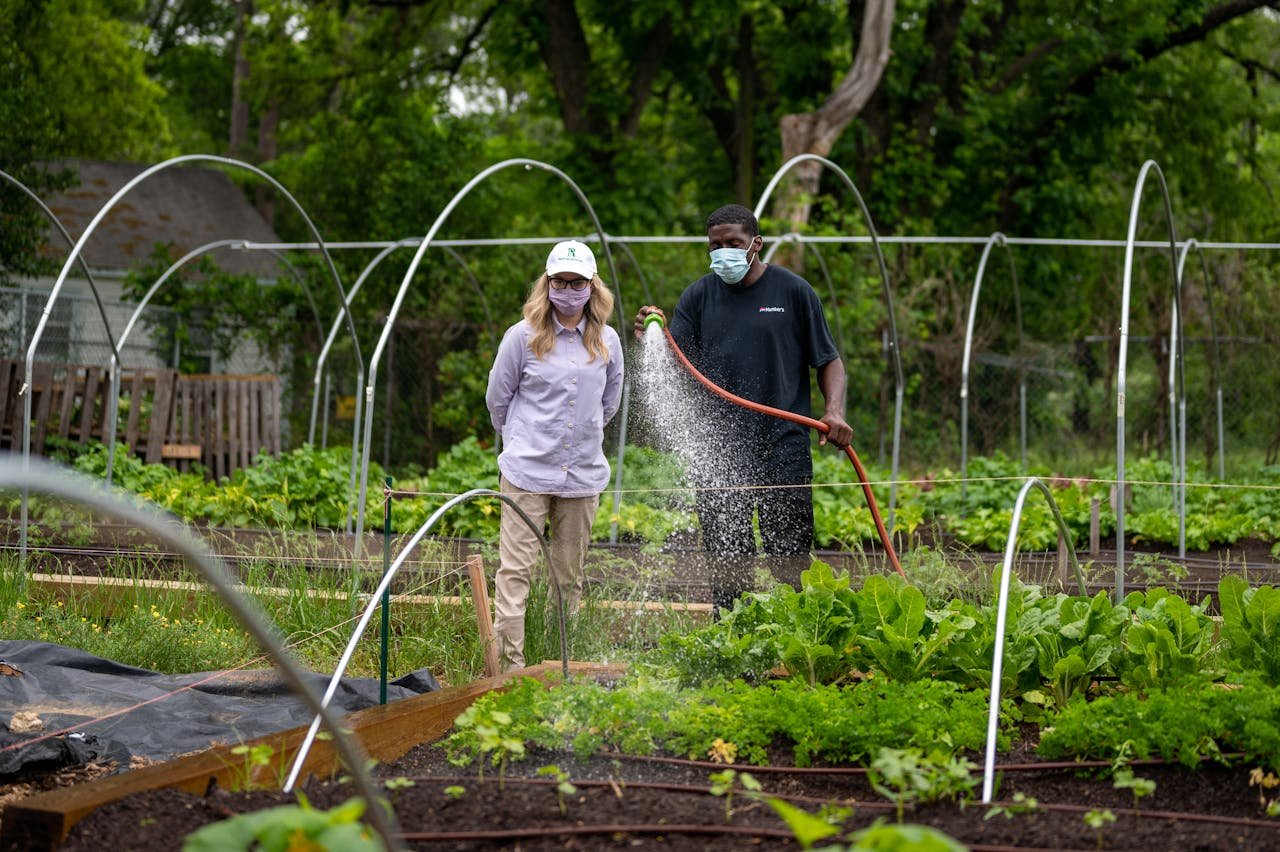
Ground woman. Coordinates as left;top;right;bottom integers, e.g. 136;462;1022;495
485;240;624;671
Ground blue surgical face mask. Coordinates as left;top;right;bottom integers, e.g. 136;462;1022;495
709;246;756;286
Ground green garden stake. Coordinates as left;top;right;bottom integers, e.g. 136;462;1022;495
379;476;392;705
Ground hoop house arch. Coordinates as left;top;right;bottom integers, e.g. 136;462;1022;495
1167;239;1225;558
2;169;127;563
0;170;122;371
353;159;629;549
763;232;848;355
960;232;1027;506
606;239;655;306
18;154;361;565
753;154;905;530
104;238;327;482
1115;159;1183;598
305;240;501;531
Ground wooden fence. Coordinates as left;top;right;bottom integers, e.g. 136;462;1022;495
0;360;280;479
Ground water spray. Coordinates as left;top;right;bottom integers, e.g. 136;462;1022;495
642;311;904;577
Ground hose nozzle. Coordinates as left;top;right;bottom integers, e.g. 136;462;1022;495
643;313;666;330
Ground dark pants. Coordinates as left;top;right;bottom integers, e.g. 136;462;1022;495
695;480;814;613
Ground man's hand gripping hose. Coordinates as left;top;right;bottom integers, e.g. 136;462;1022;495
642;313;904;578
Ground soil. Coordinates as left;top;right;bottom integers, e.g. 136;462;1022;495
45;740;1280;851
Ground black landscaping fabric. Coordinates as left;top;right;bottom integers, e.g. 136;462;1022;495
0;641;439;776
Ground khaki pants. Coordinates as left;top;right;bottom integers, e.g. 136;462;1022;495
494;476;598;672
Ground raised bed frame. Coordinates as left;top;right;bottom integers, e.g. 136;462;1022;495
2;660;625;850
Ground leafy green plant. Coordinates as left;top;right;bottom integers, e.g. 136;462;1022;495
707;769;761;823
1038;679;1280;770
760;797;843;849
1112;767;1156;813
1218;577;1280;685
1117;588;1218;691
984;791;1039;821
867;747;977;823
855;575;978;683
845;819;968;851
182;793;382;851
537;764;578;815
443;785;466;801
1082;808;1116;850
446;703;527;788
1030;591;1126;707
223;742;276;792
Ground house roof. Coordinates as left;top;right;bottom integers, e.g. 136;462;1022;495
39;159;284;278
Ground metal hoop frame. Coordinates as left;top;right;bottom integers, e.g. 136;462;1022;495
17;155;361;567
753;154;905;530
103;238;325;484
1115;160;1182;599
282;486;568;792
960;232;1028;505
0;458;402;850
352;159;629;553
981;477;1084;804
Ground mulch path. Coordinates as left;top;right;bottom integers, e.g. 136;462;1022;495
46;740;1280;851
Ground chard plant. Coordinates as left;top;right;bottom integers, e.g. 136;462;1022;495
1219;577;1280;685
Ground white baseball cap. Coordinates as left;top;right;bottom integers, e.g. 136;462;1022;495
546;240;597;278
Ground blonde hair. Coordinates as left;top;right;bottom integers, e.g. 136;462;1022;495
523;273;615;362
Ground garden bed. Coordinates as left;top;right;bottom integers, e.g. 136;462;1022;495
50;732;1280;850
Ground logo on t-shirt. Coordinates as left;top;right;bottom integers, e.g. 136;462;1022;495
758;306;785;313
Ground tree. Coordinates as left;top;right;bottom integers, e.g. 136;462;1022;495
0;0;170;284
774;0;895;230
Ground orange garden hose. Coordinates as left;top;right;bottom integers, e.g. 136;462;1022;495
647;317;904;578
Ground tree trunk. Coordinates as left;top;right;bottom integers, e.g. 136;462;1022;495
774;0;895;232
228;0;254;160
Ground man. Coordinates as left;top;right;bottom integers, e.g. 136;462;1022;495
634;204;852;611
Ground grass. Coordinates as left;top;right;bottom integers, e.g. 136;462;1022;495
0;538;705;687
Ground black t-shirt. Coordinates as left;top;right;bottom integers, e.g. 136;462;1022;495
669;264;839;483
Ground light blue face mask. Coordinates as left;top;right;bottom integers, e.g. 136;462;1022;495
709;246;756;286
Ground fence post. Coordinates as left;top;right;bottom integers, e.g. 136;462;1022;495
379;476;392;705
466;553;499;677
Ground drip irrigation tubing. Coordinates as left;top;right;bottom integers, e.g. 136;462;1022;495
648;318;904;578
398;824;798;843
391;773;1280;833
607;751;1251;775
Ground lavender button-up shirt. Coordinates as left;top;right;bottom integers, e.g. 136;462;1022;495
485;316;624;496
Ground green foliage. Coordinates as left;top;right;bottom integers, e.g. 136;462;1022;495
445;700;527;788
1038;678;1280;770
867;748;977;823
1028;591;1127;708
1112;767;1156;813
845;819;969;851
707;768;761;822
761;796;843;850
1219;577;1280;685
536;765;576;815
182;793;382;852
1117;588;1219;690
